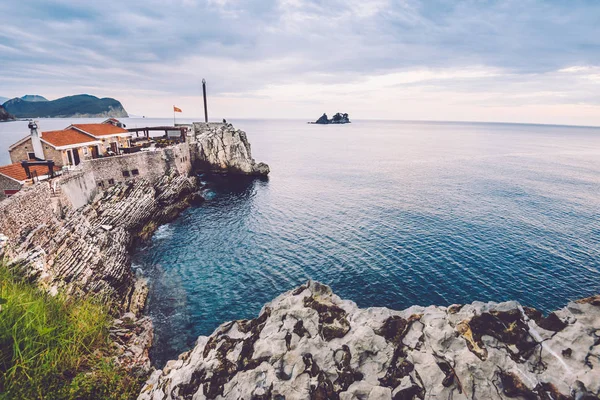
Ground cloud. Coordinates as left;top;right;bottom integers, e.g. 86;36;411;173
1;0;600;124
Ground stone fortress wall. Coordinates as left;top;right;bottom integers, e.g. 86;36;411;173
0;182;55;241
57;137;192;210
0;121;268;241
57;170;98;210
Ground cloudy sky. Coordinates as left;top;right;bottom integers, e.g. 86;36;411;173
1;0;600;125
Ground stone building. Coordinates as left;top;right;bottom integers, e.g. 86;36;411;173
0;163;58;200
8;119;133;168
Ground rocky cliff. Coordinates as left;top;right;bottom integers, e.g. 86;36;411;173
4;175;200;312
139;281;600;400
192;123;270;176
0;123;269;376
0;104;15;121
1;123;268;306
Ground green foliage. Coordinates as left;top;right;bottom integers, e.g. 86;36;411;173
2;94;127;118
0;264;141;399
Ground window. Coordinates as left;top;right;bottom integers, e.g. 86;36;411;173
131;169;139;176
83;147;89;156
108;178;115;185
97;181;104;188
122;170;130;177
27;152;36;160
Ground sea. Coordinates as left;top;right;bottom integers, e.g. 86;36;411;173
1;117;599;366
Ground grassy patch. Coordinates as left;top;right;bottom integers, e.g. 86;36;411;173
0;263;142;399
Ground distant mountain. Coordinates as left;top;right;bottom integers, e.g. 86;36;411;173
0;105;15;121
3;94;128;118
0;97;9;105
21;95;48;102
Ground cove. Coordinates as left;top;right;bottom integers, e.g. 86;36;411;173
132;119;600;367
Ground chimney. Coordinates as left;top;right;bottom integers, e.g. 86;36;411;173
28;121;45;160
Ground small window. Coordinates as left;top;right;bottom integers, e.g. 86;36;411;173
131;169;139;176
97;181;104;188
108;178;115;185
27;152;36;160
122;170;130;177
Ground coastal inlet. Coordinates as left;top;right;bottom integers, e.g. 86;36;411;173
132;119;600;367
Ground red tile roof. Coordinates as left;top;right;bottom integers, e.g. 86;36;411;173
0;163;60;182
41;128;98;148
72;124;129;137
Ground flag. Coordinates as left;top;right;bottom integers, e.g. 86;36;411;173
173;106;182;113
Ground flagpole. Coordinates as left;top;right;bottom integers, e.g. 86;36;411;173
173;106;176;126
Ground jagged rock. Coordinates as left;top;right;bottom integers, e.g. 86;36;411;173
110;312;154;375
191;123;270;176
4;175;200;313
315;113;329;124
139;281;600;400
313;112;351;124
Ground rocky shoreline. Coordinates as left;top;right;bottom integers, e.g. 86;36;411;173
0;122;269;377
2;123;599;399
139;281;600;399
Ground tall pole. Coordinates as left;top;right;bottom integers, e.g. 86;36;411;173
202;78;208;123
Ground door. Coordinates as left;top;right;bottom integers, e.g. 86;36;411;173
91;146;99;159
110;142;118;154
73;148;81;165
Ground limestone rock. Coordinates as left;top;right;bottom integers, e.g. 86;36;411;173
139;281;600;400
191;123;270;176
110;312;154;375
4;175;200;313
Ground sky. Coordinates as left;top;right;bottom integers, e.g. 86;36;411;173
1;0;600;125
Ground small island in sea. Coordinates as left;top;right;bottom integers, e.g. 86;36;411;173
312;112;351;124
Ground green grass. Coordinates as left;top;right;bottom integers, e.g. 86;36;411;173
0;263;143;399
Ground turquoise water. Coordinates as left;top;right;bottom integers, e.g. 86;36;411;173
7;119;597;367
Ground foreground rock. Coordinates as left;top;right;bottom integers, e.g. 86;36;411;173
139;281;600;400
192;123;270;176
